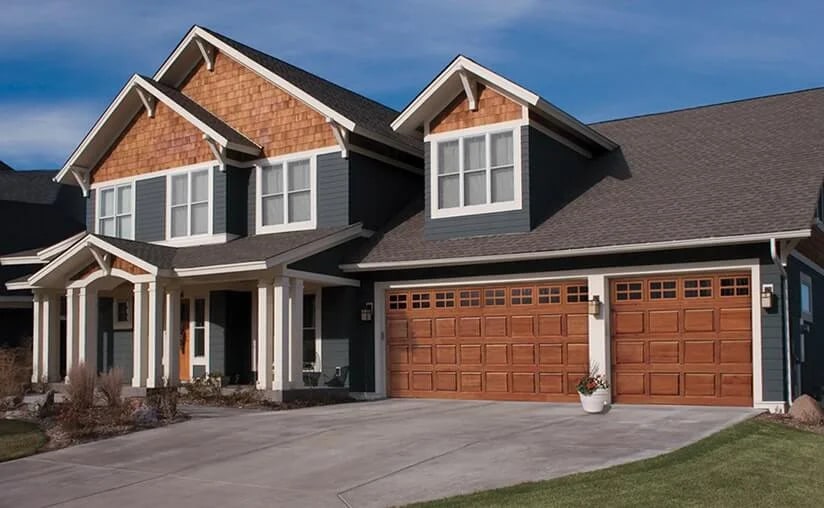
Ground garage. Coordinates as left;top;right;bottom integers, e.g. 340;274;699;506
610;272;753;406
386;281;589;401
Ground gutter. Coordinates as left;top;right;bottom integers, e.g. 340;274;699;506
770;238;795;407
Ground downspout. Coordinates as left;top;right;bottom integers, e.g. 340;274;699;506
770;238;794;406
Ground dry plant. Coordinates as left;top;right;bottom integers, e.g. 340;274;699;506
0;340;32;397
97;368;124;407
65;362;96;410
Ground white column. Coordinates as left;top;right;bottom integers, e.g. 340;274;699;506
587;274;611;403
132;282;148;387
41;292;61;382
78;286;98;372
289;279;305;388
31;291;42;383
65;287;78;381
256;280;274;390
273;277;290;391
146;281;164;388
164;288;181;386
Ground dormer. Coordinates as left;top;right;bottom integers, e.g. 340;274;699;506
393;55;617;240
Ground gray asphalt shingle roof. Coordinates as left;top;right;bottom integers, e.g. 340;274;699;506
350;88;824;265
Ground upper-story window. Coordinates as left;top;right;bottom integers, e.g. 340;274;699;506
97;183;134;239
168;166;212;239
431;126;521;219
256;155;316;234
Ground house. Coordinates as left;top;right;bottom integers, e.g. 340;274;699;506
0;164;85;349
5;26;824;410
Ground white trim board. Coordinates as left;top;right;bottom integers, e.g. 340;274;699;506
341;229;811;272
0;255;45;266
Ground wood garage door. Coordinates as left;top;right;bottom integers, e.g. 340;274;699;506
386;281;589;401
611;272;753;406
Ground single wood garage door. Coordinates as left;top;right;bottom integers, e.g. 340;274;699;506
386;281;589;401
611;272;753;406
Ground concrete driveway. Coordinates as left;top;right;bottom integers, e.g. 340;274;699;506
1;400;757;508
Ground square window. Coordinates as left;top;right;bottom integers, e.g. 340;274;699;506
98;183;134;240
167;168;211;239
259;158;313;231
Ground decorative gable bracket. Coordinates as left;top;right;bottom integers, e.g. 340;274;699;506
457;68;478;111
88;244;112;276
135;86;156;118
203;135;228;170
70;166;90;197
194;37;216;72
326;118;349;158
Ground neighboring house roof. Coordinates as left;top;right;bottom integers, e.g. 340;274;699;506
0;170;61;204
0;160;13;171
344;88;824;269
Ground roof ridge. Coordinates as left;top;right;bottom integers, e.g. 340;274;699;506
590;86;824;126
196;26;401;116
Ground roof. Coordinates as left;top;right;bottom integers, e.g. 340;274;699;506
198;27;422;156
0;161;13;171
347;87;824;267
0;170;60;204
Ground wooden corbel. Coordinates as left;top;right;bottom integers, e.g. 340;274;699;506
326;118;349;158
135;87;156;118
195;37;216;71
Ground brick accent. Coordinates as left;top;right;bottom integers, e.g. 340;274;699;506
430;84;522;134
181;52;336;158
70;256;148;280
797;228;824;268
91;100;214;184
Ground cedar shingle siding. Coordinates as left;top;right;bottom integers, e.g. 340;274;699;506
430;84;521;134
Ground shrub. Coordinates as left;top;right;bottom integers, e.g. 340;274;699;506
182;372;223;400
98;368;124;407
0;341;32;397
65;362;96;410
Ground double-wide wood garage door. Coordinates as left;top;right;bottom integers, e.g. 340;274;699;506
611;273;753;406
386;281;590;401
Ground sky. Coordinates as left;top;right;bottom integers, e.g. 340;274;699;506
1;0;823;169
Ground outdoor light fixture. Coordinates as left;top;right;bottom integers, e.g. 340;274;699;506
588;295;602;316
761;284;775;310
361;302;374;322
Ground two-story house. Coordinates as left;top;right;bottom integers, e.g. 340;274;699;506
7;26;824;410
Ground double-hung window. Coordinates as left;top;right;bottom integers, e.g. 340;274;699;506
433;128;519;217
258;156;314;233
97;183;133;239
169;167;211;238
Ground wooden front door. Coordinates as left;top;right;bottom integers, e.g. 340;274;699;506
179;299;190;381
610;272;753;406
386;280;589;401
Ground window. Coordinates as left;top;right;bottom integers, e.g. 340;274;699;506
684;279;713;298
567;285;588;303
484;288;506;306
435;291;455;308
616;282;643;301
412;292;431;309
388;294;407;310
649;280;677;300
193;298;206;357
538;286;561;304
432;128;520;218
258;157;314;232
511;287;533;305
720;277;749;297
113;298;132;329
169;167;211;238
459;290;480;307
97;183;133;239
303;294;317;368
801;273;813;322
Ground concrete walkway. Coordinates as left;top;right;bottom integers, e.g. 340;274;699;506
0;400;758;507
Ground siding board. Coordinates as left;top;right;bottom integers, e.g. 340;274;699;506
135;177;166;242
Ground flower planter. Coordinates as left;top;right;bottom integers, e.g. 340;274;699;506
579;388;609;414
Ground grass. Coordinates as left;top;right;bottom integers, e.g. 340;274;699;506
0;420;46;462
410;419;824;508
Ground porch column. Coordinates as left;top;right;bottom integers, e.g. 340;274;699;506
65;287;78;381
256;280;274;390
41;292;61;382
163;287;181;386
146;281;164;388
273;277;290;392
78;286;98;372
587;274;611;403
31;291;42;383
288;279;304;388
132;282;148;387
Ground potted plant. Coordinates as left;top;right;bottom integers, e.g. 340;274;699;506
576;371;610;414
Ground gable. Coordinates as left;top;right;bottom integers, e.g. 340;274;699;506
180;53;336;158
430;84;522;134
91;99;213;184
71;256;148;281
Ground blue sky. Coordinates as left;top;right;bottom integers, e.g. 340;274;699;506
1;0;823;169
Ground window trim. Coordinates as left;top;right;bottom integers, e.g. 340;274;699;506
164;165;214;242
801;272;814;322
255;153;318;234
96;181;135;240
429;122;523;219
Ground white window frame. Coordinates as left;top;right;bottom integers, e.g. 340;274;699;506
165;165;214;242
96;182;135;240
255;152;318;234
801;272;813;322
429;122;523;219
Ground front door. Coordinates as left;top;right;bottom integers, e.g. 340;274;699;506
180;299;191;381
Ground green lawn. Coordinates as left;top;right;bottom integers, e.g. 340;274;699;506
410;419;824;508
0;420;46;462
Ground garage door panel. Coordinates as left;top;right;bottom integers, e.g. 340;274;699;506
611;272;752;406
388;280;587;402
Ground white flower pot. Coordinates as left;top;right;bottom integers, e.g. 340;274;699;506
579;389;609;414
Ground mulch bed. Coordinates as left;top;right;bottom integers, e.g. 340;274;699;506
755;413;824;435
179;391;356;410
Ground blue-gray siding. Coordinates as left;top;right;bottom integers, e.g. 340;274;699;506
348;152;420;231
135;177;165;242
787;256;824;399
226;167;251;237
86;190;95;233
317;152;349;228
760;262;787;402
212;169;226;235
209;291;226;375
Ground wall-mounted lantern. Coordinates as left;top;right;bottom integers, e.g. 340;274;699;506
761;284;775;310
361;302;374;322
588;295;602;317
